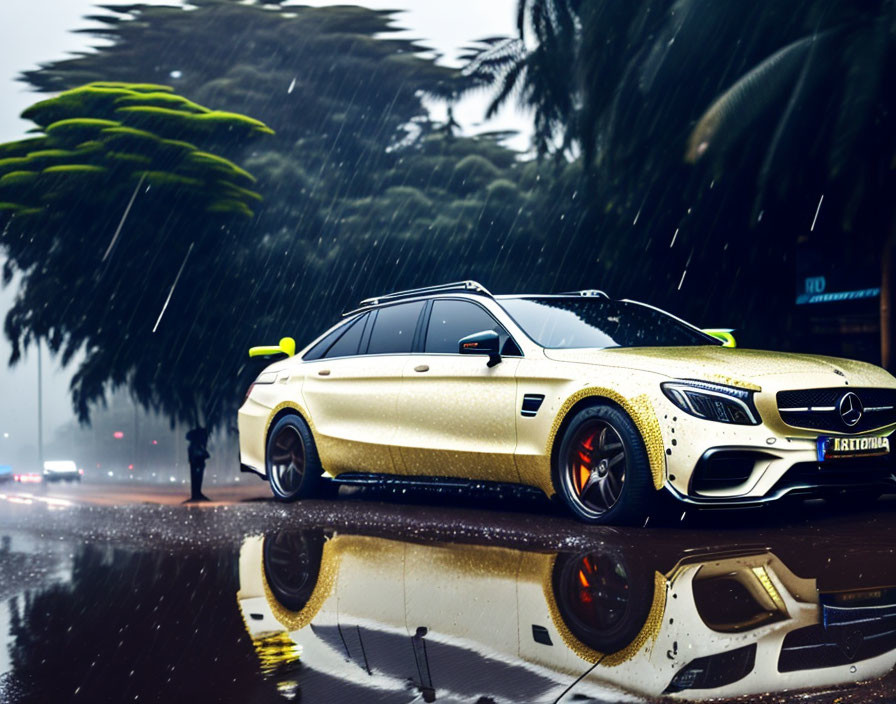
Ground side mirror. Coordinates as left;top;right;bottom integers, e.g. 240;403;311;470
702;328;736;348
459;330;502;367
249;336;296;358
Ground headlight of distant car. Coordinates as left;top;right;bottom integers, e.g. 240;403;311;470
661;380;760;425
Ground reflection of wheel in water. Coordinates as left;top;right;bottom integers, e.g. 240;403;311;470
552;548;653;654
263;531;324;611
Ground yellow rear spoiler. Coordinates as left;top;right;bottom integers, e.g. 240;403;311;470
702;329;737;348
249;337;296;358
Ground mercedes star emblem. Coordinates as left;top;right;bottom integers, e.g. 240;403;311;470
838;392;863;427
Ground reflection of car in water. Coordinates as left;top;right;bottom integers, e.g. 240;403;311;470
236;529;896;701
42;460;82;483
239;280;896;525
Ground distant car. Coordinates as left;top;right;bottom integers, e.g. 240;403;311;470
42;460;82;483
0;465;13;483
13;472;42;484
239;280;896;525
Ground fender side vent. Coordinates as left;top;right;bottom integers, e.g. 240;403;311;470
521;394;545;417
532;624;552;645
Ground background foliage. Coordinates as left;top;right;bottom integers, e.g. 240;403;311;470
3;0;895;432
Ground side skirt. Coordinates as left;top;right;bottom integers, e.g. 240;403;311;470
240;462;266;480
331;472;546;499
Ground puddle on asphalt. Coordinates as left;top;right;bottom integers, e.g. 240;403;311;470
1;524;895;703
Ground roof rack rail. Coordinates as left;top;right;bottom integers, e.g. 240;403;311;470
557;289;609;298
357;280;493;308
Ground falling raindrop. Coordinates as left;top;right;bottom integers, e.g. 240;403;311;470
811;194;824;231
152;243;195;333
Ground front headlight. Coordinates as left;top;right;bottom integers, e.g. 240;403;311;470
661;380;760;425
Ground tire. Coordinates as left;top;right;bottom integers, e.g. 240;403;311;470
552;547;653;653
262;530;324;611
266;414;323;501
553;402;655;525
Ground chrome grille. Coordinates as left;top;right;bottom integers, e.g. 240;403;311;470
776;388;896;433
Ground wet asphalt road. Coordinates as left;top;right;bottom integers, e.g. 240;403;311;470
0;479;894;703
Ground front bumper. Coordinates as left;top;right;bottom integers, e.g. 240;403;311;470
666;464;896;507
660;393;896;505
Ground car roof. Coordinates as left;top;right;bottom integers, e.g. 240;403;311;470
343;280;613;317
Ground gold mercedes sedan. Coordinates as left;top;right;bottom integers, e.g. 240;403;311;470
238;281;896;524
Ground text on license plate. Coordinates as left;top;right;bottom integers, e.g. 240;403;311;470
817;436;890;460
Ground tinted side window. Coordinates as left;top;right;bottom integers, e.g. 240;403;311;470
366;301;425;355
303;318;355;360
324;313;367;358
425;300;512;354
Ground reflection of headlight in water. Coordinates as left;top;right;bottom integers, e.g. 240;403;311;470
692;564;789;633
252;631;303;677
276;680;299;698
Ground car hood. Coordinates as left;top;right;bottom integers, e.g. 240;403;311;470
543;346;896;389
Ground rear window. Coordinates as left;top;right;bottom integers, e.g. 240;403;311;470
302;314;365;360
324;313;367;358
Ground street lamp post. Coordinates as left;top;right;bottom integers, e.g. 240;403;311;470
37;338;43;470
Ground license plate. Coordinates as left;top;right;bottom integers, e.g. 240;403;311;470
817;435;890;460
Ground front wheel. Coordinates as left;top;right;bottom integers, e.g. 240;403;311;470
554;403;655;525
266;414;322;501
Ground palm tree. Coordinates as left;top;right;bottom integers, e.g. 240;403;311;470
460;0;580;155
471;1;896;362
676;1;896;363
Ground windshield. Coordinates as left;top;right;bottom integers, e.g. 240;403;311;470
500;297;720;350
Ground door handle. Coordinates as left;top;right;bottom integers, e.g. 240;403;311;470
318;369;331;376
414;365;429;373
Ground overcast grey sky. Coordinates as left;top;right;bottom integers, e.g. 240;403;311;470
0;0;527;466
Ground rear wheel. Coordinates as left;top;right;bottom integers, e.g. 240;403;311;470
266;414;322;501
554;403;655;525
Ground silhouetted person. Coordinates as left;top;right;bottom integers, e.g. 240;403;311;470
186;427;210;502
442;104;460;138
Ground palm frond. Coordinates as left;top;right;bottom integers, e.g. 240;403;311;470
685;32;824;163
827;17;888;177
486;60;527;119
752;29;829;220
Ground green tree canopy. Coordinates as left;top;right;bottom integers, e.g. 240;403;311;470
0;82;272;428
6;2;560;433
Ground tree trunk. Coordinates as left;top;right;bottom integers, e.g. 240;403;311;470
881;222;896;370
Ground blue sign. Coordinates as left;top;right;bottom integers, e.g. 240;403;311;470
796;275;880;305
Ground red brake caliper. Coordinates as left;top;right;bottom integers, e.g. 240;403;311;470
576;432;595;494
